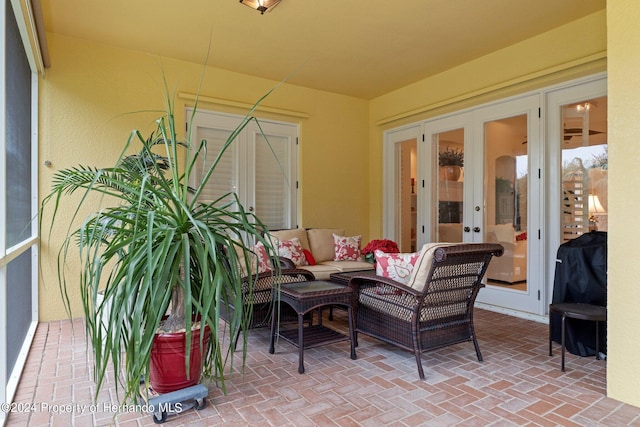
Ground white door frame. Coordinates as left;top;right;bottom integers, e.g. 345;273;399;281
422;112;473;245
471;94;543;316
544;76;607;307
383;124;422;243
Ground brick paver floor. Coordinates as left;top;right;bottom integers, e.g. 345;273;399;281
6;309;640;426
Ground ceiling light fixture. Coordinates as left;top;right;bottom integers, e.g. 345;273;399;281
576;102;593;112
239;0;281;14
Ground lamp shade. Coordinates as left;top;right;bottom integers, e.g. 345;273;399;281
588;194;606;214
239;0;281;14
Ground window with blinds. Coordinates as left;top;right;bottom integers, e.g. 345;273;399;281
254;133;290;229
187;109;298;231
192;126;238;206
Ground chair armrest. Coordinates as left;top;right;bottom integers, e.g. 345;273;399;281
273;256;296;269
349;274;421;298
240;268;315;303
349;274;422;322
244;268;315;288
280;268;316;281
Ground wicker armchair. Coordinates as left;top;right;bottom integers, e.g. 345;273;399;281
221;266;315;346
349;243;503;379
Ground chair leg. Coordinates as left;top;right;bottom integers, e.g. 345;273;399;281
415;352;425;380
469;322;483;362
413;330;425;380
561;313;567;372
549;310;553;356
233;327;241;349
472;334;483;362
595;320;601;360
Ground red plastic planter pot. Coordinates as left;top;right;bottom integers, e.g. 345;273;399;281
149;324;211;394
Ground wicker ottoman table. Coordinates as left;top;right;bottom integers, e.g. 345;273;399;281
269;280;357;374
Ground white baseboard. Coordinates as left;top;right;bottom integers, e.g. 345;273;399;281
476;302;547;324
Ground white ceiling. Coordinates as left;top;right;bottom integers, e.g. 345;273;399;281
40;0;606;99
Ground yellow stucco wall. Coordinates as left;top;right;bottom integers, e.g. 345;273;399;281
38;33;369;321
606;0;640;407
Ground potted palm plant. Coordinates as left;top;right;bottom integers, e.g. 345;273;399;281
40;88;279;405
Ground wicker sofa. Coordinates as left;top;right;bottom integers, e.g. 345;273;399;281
349;243;503;379
268;228;374;280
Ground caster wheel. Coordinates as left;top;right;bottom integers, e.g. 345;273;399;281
153;411;167;424
194;398;207;410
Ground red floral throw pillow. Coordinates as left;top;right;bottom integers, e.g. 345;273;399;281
374;249;420;285
333;234;362;261
253;242;272;274
277;237;309;267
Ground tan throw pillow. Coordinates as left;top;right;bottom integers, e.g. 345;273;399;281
269;228;310;251
307;228;344;262
406;243;458;292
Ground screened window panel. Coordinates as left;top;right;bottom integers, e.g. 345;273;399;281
255;134;290;230
193;126;237;205
5;1;33;247
6;249;32;375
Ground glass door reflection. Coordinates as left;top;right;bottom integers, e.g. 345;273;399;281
435;129;464;243
483;114;528;291
561;96;608;241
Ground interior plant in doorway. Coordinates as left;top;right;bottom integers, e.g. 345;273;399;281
439;146;464;181
438;147;464;167
40;83;281;404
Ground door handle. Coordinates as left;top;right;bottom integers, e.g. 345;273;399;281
473;227;481;233
464;226;471;233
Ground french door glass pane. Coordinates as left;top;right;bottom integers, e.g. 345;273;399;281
484;114;528;288
561;96;608;241
435;129;464;243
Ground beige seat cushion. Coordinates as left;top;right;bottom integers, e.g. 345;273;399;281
297;264;341;280
319;260;374;273
307;228;343;262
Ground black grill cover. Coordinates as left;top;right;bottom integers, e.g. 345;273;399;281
550;231;607;356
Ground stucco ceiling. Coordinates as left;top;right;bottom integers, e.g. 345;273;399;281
40;0;605;99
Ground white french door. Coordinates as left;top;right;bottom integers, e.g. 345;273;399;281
383;125;421;249
385;76;607;318
187;109;298;230
471;95;542;314
420;95;542;315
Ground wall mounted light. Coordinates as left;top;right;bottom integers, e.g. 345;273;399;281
239;0;281;14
